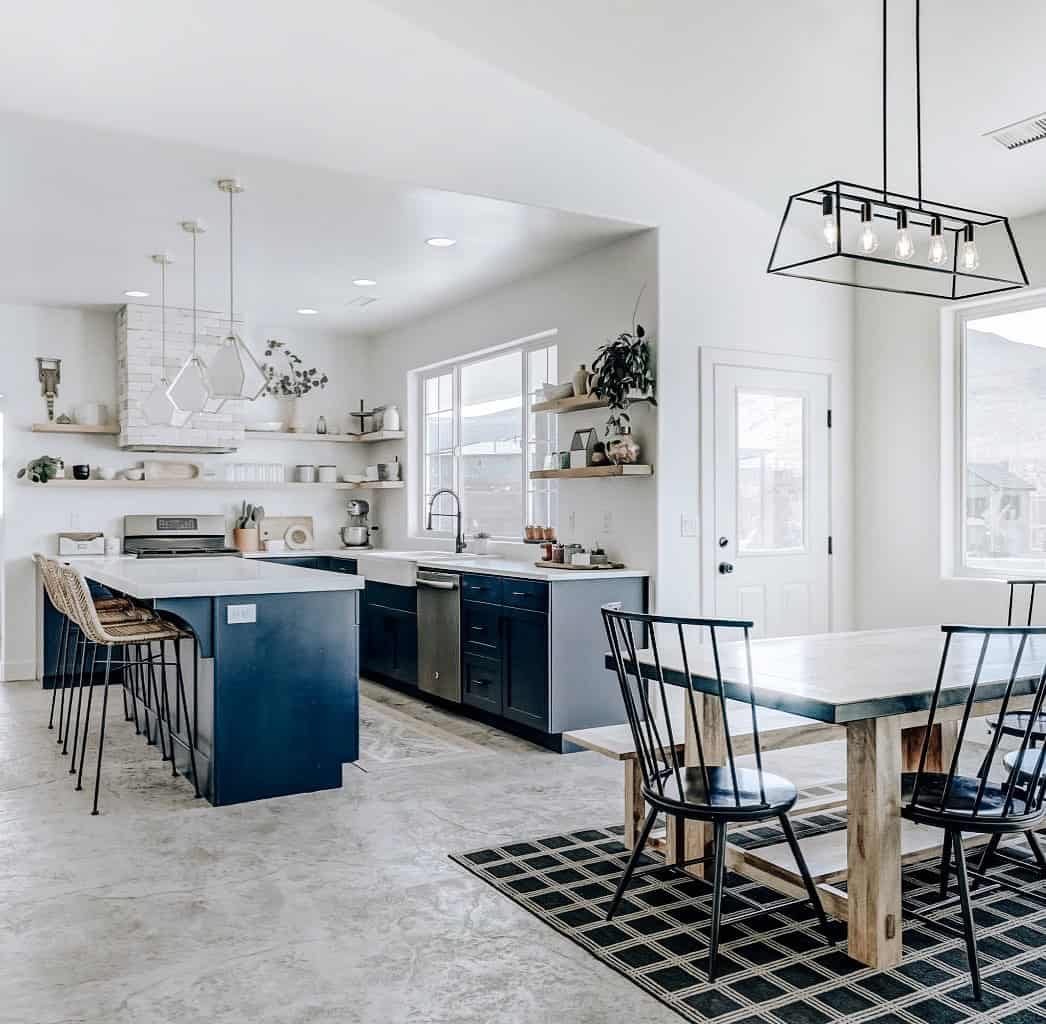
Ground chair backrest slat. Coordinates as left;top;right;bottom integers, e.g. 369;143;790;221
602;605;767;813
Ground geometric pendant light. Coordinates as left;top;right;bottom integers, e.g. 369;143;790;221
767;0;1028;301
203;178;268;401
143;253;191;426
167;220;217;417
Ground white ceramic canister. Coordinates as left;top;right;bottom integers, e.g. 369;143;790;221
317;465;337;483
382;404;401;431
295;464;317;483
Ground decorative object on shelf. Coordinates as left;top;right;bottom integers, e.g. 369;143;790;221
348;400;375;436
142;460;200;481
168;220;215;417
590;440;608;466
295;464;317;483
143;253;191;427
317;465;337;483
604;416;641;465
366;459;401;482
204;179;268;402
98;467;116;481
571;364;591;397
250;420;285;432
539;382;574;403
55;413;73;425
558;451;571;470
767;0;1027;299
53;459;65;479
72;464;91;480
17;455;61;483
382;404;401;431
316;415;328;435
569;428;598;469
121;467;146;481
36;357;61;422
262;339;329;432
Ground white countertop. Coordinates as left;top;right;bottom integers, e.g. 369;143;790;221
69;556;364;600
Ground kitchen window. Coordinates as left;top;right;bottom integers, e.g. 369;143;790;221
419;335;558;541
954;296;1046;577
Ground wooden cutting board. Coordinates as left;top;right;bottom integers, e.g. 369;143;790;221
534;559;626;571
259;516;315;549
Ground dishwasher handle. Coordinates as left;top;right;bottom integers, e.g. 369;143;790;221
417;575;459;590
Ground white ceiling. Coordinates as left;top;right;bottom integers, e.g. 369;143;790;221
0;113;642;331
377;0;1046;221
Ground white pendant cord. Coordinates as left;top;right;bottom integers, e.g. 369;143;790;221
192;227;199;359
160;257;168;382
227;186;235;337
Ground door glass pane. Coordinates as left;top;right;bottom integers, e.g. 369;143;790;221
460;350;523;538
736;390;804;552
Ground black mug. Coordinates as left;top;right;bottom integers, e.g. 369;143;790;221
72;464;90;480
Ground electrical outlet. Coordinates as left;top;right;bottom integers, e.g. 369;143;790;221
680;513;699;538
227;603;257;624
602;510;613;533
568;510;576;532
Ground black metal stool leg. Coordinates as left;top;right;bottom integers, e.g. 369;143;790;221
61;634;87;754
172;636;201;797
75;645;103;791
779;814;834;944
606;807;657;921
126;644;143;736
159;639;179;777
120;645;132;721
48;615;69;729
145;642;168;758
68;643;97;773
940;829;953;897
56;624;75;745
90;647;114;815
707;821;728;982
952;828;983;1001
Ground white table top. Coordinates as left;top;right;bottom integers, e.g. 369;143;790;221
73;556;364;600
617;625;1046;723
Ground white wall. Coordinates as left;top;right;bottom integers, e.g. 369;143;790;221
855;210;1046;628
1;304;372;680
367;232;658;571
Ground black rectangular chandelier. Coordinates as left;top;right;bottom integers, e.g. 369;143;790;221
767;1;1028;301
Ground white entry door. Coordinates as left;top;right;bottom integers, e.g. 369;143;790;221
713;363;831;637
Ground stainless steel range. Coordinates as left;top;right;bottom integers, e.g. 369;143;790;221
123;514;241;558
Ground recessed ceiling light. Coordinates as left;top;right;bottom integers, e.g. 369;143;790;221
124;290;149;298
425;237;457;248
296;308;319;316
352;278;377;287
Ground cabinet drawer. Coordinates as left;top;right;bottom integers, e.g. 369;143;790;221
461;574;503;605
502;578;548;613
462;652;502;714
364;580;417;614
326;558;358;575
463;601;500;656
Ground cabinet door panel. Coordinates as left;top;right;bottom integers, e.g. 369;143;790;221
463;652;502;714
501;608;549;730
463;601;500;657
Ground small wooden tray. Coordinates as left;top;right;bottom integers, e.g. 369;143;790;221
535;560;625;571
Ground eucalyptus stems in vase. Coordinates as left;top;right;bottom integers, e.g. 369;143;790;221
590;285;656;464
262;339;329;432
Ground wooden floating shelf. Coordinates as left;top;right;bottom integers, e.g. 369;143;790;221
529;465;653;480
530;395;651;415
32;423;120;435
22;479;404;491
243;430;405;443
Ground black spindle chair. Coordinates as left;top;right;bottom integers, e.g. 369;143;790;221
903;624;1046;1001
601;606;833;982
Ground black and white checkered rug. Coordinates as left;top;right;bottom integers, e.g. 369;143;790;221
451;816;1046;1023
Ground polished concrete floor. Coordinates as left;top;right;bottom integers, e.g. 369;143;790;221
0;677;846;1024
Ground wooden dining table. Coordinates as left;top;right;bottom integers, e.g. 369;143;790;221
610;624;1045;969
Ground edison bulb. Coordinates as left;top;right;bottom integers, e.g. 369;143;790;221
859;222;879;254
895;227;915;260
823;214;838;248
928;234;948;265
960;239;980;272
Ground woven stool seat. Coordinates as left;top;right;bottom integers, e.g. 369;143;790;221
101;618;187;643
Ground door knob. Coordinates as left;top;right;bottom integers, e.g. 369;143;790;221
718;562;734;575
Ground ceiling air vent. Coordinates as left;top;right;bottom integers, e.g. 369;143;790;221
347;295;379;308
986;112;1046;150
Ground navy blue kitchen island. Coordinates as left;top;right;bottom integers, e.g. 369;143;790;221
60;557;362;806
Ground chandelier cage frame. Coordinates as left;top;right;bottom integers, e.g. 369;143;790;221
767;0;1028;301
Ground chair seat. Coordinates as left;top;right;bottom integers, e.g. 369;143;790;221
1003;747;1046;782
651;765;798;818
94;596;134;611
986;711;1046;741
96;607;155;626
902;772;1034;823
100;619;186;643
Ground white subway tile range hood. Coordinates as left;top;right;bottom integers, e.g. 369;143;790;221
117;303;246;453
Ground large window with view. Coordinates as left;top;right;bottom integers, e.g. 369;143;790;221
419;337;557;541
960;300;1046;576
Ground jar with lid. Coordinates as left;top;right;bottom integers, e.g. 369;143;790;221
295;464;317;483
551;543;565;564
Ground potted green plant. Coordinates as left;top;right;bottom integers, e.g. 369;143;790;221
590;286;656;464
17;456;62;483
262;339;329;432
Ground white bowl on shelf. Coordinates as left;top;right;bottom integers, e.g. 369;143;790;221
249;421;286;432
540;382;574;402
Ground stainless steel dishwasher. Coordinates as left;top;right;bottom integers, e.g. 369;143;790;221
416;570;461;702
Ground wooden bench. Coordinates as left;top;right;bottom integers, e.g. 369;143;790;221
565;704;844;850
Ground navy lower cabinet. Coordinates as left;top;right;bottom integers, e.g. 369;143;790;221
500;606;549;730
462;651;502;713
360;581;418;686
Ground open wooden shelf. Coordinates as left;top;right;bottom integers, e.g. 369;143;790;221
32;423;120;435
243;429;405;443
529;464;653;480
530;395;651;415
21;478;404;491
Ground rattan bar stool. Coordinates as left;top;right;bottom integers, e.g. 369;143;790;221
59;564;201;813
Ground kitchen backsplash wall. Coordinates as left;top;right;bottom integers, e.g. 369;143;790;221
0;303;373;680
366;230;659;576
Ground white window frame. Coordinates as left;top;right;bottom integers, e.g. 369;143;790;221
411;330;558;543
942;287;1046;580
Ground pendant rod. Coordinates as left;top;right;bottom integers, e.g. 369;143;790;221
160;258;167;378
915;0;923;208
228;187;235;336
192;228;198;357
882;0;888;202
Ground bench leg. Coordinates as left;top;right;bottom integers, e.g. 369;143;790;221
624;760;644;850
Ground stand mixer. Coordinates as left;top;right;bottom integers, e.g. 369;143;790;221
341;499;375;548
